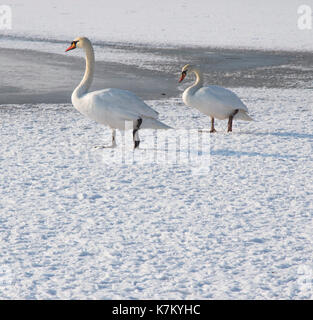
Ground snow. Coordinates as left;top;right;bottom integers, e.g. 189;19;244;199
1;88;312;299
2;0;313;51
1;0;313;300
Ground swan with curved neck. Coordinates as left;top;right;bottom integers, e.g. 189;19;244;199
179;64;253;132
65;37;170;148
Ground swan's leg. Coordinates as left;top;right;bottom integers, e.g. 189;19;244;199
227;116;233;132
210;117;217;133
112;129;117;147
133;118;142;149
227;109;239;132
94;129;117;148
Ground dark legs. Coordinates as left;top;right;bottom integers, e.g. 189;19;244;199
111;129;117;147
133;118;142;149
210;117;217;133
94;129;117;148
227;109;239;132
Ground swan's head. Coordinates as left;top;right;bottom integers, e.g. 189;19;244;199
65;37;91;52
179;64;200;83
179;64;190;83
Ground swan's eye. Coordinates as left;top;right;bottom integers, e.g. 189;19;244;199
182;70;187;75
71;40;79;48
66;41;79;52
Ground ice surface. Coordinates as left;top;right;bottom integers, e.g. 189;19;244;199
0;88;312;299
2;0;313;51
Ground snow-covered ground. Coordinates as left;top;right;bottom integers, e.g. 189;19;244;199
0;88;312;299
2;0;313;53
1;0;313;300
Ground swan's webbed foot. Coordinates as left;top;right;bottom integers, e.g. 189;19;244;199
134;141;140;149
210;128;217;133
94;144;117;149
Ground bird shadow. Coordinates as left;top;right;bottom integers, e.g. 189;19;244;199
237;130;313;140
210;149;297;160
212;130;313;159
142;129;313;160
141;146;294;160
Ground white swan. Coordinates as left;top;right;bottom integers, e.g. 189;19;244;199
179;64;253;132
65;37;170;148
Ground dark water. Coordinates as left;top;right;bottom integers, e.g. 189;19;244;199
0;43;312;104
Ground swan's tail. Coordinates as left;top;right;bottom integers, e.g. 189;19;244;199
234;110;254;121
141;118;172;129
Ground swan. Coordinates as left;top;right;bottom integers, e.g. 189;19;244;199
65;37;170;148
179;64;253;132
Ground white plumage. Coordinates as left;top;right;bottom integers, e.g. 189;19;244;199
179;64;253;132
73;88;168;130
66;37;170;148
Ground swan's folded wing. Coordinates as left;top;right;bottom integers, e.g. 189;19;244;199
90;88;159;120
197;85;248;112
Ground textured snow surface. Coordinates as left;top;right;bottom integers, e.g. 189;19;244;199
0;88;312;299
2;0;313;51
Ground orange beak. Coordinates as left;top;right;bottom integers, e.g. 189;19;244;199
179;71;187;83
65;43;76;52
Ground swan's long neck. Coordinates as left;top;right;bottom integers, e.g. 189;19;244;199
192;69;204;89
73;43;95;99
185;69;204;97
